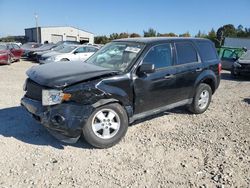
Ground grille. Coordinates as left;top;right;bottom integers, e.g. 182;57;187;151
25;79;48;101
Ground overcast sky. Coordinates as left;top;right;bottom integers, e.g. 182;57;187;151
0;0;249;37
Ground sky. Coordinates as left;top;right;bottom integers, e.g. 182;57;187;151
0;0;250;37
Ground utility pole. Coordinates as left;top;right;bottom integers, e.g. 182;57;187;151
34;13;39;43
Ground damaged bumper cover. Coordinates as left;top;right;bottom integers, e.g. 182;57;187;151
21;97;93;143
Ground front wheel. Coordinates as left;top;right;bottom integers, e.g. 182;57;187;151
7;55;11;65
188;83;212;114
83;103;128;148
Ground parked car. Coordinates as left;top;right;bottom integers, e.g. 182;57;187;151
21;37;221;148
0;43;23;65
40;45;99;64
218;47;246;70
231;50;250;77
26;43;57;60
21;42;42;57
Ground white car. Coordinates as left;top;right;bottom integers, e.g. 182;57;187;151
41;45;99;64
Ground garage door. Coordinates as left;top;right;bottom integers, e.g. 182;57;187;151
51;34;63;43
80;37;89;43
66;36;77;41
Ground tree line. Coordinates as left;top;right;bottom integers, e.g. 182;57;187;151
94;24;250;47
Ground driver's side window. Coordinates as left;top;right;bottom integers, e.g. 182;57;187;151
143;43;172;69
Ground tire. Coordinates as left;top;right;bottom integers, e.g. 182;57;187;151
7;55;11;65
60;58;69;61
83;103;128;148
188;83;212;114
231;67;238;78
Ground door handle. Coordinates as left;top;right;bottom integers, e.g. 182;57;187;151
196;68;203;72
164;74;174;79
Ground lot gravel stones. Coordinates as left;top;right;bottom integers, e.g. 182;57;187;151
0;60;249;187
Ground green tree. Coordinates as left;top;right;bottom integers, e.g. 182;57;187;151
179;32;191;37
109;33;119;40
143;28;157;37
119;32;129;39
130;33;141;38
94;36;110;44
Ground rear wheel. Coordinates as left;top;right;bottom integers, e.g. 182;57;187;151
83;103;128;148
231;67;238;78
188;83;212;114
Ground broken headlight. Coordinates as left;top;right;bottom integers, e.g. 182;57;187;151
42;90;72;106
42;89;63;106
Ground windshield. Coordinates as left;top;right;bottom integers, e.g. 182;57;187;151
86;42;144;71
0;44;7;50
53;44;65;51
240;50;250;60
57;45;77;53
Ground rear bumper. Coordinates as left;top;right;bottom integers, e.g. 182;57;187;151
21;97;93;143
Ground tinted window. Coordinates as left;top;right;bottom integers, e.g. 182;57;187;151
197;41;217;61
12;44;20;49
75;47;86;53
0;44;7;50
143;44;172;69
176;42;198;64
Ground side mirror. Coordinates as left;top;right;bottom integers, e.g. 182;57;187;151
73;51;78;54
138;64;155;74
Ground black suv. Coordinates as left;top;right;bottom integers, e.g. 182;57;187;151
21;37;221;148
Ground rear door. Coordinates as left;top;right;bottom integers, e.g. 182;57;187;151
133;43;178;114
174;41;203;101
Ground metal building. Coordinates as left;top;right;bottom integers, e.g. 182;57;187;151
25;26;94;44
224;37;250;50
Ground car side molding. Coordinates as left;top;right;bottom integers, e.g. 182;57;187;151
129;98;193;123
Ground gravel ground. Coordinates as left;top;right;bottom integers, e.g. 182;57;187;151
0;60;249;188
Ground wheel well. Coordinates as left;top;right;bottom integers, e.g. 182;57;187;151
92;99;133;119
202;78;215;94
61;58;69;61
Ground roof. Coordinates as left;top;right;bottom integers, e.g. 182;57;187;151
114;37;210;44
25;26;93;34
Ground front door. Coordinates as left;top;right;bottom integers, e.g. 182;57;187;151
133;43;178;114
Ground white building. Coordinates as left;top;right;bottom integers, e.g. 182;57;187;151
25;26;94;44
224;37;250;50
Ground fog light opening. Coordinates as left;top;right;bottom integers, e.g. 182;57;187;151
52;115;65;124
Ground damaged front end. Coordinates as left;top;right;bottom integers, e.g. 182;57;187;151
21;96;94;143
21;77;102;144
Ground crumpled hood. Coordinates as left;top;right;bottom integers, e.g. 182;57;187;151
27;61;115;88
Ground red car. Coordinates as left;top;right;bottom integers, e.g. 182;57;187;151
0;43;24;65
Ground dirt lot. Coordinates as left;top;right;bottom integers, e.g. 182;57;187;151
0;60;249;188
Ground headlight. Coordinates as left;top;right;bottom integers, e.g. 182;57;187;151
42;90;72;106
42;90;63;106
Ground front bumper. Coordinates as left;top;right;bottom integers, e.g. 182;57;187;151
233;65;250;75
21;97;93;143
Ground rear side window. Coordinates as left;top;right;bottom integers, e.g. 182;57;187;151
197;41;217;61
175;42;198;64
143;43;172;69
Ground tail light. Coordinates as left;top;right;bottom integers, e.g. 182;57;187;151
218;62;222;75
